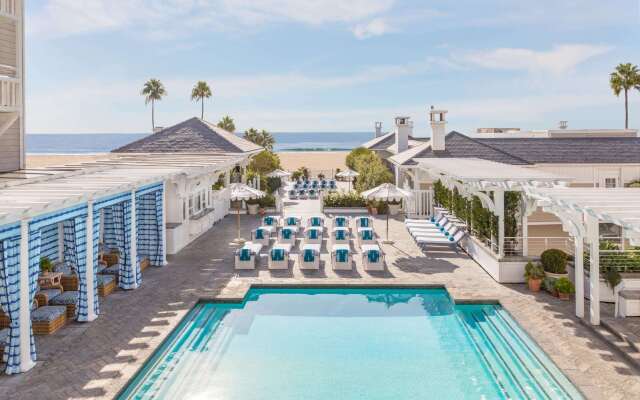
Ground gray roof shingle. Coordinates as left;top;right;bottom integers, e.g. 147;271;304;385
112;117;263;154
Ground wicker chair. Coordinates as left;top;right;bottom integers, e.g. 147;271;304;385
32;306;67;335
97;274;116;297
49;291;78;320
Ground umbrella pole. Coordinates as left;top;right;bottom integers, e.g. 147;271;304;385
386;193;390;242
236;203;241;242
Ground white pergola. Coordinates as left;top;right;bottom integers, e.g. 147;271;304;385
413;158;571;257
525;187;640;325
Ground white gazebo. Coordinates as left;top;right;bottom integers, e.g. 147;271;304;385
525;187;640;325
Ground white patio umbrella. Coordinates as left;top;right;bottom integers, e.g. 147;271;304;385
361;183;413;244
267;169;291;179
336;169;359;191
229;183;266;244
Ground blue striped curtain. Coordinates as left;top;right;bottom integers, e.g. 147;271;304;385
154;190;164;266
92;208;101;316
0;236;22;374
102;206;117;251
27;227;40;364
39;224;59;262
63;220;77;270
136;193;156;266
111;203;128;286
73;216;88;321
120;199;140;289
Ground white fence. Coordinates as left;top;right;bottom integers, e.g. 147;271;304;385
503;236;574;258
405;190;433;217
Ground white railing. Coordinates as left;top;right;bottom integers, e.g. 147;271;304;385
405;190;433;216
0;76;19;110
0;0;17;19
503;236;575;258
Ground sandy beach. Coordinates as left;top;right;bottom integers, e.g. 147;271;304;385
26;151;349;173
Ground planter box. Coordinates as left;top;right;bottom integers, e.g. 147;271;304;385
461;235;528;283
323;207;368;214
566;266;640;303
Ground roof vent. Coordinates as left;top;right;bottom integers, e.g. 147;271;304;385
559;121;568;130
153;126;164;133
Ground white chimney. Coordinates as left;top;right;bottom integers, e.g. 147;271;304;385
393;116;412;153
374;121;383;137
429;106;447;151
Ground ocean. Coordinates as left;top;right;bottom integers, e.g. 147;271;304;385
26;132;375;153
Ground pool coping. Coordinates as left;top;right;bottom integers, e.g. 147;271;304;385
116;283;587;400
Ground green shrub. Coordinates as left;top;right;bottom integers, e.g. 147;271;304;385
524;262;545;280
258;194;276;208
323;191;366;208
346;147;373;171
540;249;568;274
554;277;575;294
604;268;622;289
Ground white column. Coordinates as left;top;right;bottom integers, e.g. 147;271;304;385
574;237;584;319
57;222;64;262
522;212;529;257
85;201;97;321
494;189;505;258
586;214;600;325
18;218;35;372
130;190;138;289
161;182;168;265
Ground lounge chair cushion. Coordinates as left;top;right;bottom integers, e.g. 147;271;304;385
264;216;275;226
38;288;62;300
367;250;380;263
100;264;120;275
335;218;347;227
50;291;78;305
255;229;265;240
335;230;346;240
238;248;251;261
359;218;369;227
336;249;349;263
286;217;297;226
271;248;285;261
282;229;293;239
310;217;322;226
31;306;66;322
0;327;8;345
308;229;319;239
54;263;76;276
97;274;114;286
303;249;315;262
362;230;373;240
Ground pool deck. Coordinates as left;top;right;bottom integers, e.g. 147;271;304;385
1;198;640;399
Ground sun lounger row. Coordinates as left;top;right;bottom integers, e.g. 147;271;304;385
406;212;466;247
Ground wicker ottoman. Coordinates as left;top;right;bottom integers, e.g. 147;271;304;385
140;257;150;272
99;263;120;284
49;291;78;320
97;275;116;297
35;288;63;308
0;311;9;329
32;306;67;335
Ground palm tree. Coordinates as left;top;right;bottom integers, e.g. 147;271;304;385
217;115;236;132
243;128;275;151
191;81;212;119
610;63;640;129
141;79;167;131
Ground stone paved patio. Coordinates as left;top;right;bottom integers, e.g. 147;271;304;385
1;198;640;399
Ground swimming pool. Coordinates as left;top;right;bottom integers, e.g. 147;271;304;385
119;288;583;399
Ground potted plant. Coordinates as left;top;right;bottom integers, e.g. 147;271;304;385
554;277;575;300
388;199;402;216
524;261;545;292
246;198;260;215
368;201;378;215
40;257;53;276
604;268;622;290
540;249;569;279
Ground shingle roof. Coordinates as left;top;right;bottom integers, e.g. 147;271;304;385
112;117;263;154
396;132;531;165
476;137;640;164
362;132;430;152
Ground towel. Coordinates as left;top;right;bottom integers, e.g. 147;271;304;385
271;248;285;261
239;248;251;261
311;217;321;226
255;229;264;239
335;217;346;227
264;216;274;226
368;250;380;263
335;230;346;240
287;217;297;225
303;249;315;262
360;218;369;227
282;229;292;239
309;229;319;239
362;230;373;240
336;249;348;263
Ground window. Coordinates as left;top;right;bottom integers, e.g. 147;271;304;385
189;189;207;217
604;177;617;188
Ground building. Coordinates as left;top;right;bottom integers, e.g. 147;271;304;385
0;0;24;172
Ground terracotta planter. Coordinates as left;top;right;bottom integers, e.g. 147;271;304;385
528;278;542;292
558;292;571;300
247;204;259;215
370;207;378;215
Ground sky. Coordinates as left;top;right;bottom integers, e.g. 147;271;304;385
25;0;640;136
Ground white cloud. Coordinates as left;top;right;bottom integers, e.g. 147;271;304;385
352;18;392;39
463;44;612;74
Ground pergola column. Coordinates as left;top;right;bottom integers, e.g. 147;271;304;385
585;213;600;325
494;189;505;258
57;222;64;262
161;182;168;265
130;190;138;289
18;218;35;372
574;236;584;319
522;212;529;257
85;200;97;321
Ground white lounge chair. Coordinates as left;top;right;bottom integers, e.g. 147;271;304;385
356;216;372;229
409;222;458;237
331;227;350;245
299;243;321;270
235;242;263;270
614;279;640;317
308;189;318;199
283;216;301;231
331;244;352;270
361;244;385;271
288;189;298;200
307;216;324;229
251;227;271;246
415;230;466;246
304;227;323;244
357;227;376;247
278;226;297;245
268;243;292;270
262;215;279;228
333;216;350;230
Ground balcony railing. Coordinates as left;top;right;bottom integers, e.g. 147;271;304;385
0;75;20;111
0;0;17;20
503;236;574;258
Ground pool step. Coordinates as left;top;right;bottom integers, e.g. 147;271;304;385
458;306;583;400
589;319;640;371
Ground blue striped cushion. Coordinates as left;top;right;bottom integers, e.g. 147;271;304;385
255;229;264;239
360;218;369;227
50;291;78;305
239;248;251;261
336;249;348;263
367;250;380;263
282;229;292;239
362;230;373;240
309;229;318;239
100;264;120;275
271;248;285;261
97;274;114;286
335;217;346;227
303;249;315;262
32;306;66;322
335;230;346;240
311;217;321;226
264;217;274;226
38;288;62;300
287;217;297;225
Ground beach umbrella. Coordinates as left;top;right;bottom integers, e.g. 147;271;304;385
336;169;359;191
267;169;291;179
361;183;413;244
229;183;266;243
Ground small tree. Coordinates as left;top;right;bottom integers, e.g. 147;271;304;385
248;150;281;175
610;63;640;129
217;115;236;132
346;147;373;171
141;79;166;130
244;128;275;151
354;153;393;192
191;81;212;120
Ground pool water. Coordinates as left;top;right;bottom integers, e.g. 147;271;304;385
119;288;583;400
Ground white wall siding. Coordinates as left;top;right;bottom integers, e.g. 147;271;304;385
0;116;19;171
